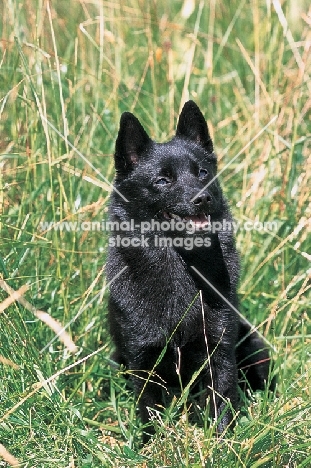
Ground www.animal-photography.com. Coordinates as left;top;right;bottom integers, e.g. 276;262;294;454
0;1;310;467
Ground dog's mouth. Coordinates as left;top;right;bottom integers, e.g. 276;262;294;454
162;211;211;230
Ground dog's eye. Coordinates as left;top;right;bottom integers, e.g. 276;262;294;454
198;168;208;179
155;177;171;186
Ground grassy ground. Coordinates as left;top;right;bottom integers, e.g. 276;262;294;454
0;0;310;466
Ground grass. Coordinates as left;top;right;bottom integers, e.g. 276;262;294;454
0;0;310;466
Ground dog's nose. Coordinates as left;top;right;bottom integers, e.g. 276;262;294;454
193;192;211;205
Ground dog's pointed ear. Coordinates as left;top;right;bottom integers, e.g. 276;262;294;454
176;101;213;153
114;112;151;174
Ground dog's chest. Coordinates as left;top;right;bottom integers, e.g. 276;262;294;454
122;247;206;334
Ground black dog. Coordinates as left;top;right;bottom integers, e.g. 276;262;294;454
106;101;273;442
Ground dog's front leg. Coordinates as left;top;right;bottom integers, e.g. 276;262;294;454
129;353;164;444
207;348;238;433
204;309;238;433
137;382;163;443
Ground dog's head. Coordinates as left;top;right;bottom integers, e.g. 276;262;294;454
111;101;225;233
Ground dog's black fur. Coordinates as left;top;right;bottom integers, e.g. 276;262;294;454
106;101;274;442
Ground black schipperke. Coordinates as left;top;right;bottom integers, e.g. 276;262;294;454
106;101;273;442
